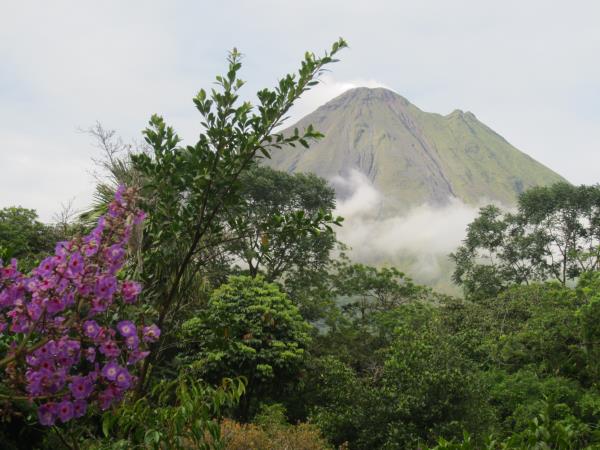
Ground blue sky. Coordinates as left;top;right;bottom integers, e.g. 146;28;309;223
1;1;599;220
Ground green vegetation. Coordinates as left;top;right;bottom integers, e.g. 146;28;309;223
0;206;76;271
179;276;311;420
2;39;600;450
452;182;600;299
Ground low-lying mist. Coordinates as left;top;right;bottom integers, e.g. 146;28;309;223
332;170;482;293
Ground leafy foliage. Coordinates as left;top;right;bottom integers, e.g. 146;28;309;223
452;183;600;299
0;207;63;271
94;374;245;450
123;40;347;394
230;165;340;281
180;275;311;419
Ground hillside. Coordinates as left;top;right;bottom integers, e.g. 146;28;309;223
265;87;566;214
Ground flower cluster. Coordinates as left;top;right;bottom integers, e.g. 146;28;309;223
0;186;159;426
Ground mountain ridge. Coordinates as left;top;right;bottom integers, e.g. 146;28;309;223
265;87;567;215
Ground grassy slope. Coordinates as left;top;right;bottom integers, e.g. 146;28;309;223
266;87;567;212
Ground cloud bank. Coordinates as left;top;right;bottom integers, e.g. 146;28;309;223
333;170;480;285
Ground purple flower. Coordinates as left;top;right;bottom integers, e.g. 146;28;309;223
95;275;117;300
46;296;66;314
116;320;136;337
90;297;110;314
1;259;19;279
99;340;120;358
128;349;150;365
36;341;57;359
105;244;125;265
57;400;74;423
121;281;142;303
26;369;51;396
36;257;56;276
83;237;100;257
83;320;101;339
85;347;96;363
133;210;146;225
90;216;105;239
98;386;119;410
49;368;68;393
72;399;87;418
27;302;42;320
142;324;161;343
0;289;13;308
61;339;80;354
115;368;132;389
77;281;93;297
56;277;70;294
55;241;69;256
69;376;93;399
52;252;67;266
101;361;121;381
38;402;57;426
38;276;57;291
24;277;39;293
38;359;55;372
125;334;139;350
8;313;31;333
114;185;126;203
67;252;84;277
108;202;122;217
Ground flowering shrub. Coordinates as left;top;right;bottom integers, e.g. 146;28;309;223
0;186;159;426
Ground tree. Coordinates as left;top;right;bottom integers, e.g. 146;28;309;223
332;257;427;321
311;258;431;374
377;304;493;447
223;165;341;321
122;39;346;391
519;182;600;283
0;207;59;269
451;183;600;299
228;165;340;282
179;276;311;420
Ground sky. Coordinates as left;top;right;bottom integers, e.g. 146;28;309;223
1;1;599;221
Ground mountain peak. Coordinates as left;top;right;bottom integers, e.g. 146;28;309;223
265;89;566;212
325;86;412;109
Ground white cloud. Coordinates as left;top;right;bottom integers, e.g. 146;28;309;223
287;75;392;123
334;170;480;280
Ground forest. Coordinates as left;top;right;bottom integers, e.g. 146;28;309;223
2;40;600;449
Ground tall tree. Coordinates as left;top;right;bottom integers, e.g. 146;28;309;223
451;183;600;299
228;165;340;282
129;40;347;391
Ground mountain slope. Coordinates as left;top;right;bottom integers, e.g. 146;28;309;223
265;87;566;214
